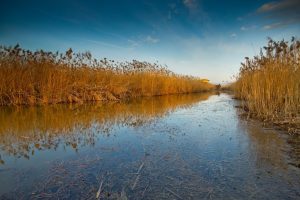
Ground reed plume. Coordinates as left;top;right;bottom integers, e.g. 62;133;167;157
234;37;300;132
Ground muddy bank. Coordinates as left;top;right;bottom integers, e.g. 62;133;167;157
236;103;300;134
8;89;214;106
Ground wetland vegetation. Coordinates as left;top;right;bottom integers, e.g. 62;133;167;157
234;38;300;133
0;45;214;106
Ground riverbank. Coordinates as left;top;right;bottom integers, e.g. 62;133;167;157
0;45;214;106
234;38;300;134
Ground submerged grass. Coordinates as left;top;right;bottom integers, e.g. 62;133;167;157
0;45;214;106
234;38;300;133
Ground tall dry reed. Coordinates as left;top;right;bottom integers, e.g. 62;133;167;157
0;45;214;105
234;38;300;132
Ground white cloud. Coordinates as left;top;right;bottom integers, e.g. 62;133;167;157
263;22;290;30
230;33;237;37
86;39;129;50
182;0;198;12
145;35;159;44
240;25;257;31
127;39;140;48
126;36;159;49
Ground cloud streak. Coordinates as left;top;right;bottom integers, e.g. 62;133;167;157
257;0;299;13
145;35;159;44
182;0;198;12
240;25;257;31
86;39;130;50
257;0;300;29
263;21;292;30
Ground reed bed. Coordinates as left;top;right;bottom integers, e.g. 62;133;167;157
234;38;300;132
0;45;214;106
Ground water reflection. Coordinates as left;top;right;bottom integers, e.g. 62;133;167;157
0;93;211;161
0;93;299;199
241;121;288;169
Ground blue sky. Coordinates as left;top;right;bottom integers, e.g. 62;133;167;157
1;0;299;83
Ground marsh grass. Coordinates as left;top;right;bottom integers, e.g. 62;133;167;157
0;45;214;106
234;38;300;132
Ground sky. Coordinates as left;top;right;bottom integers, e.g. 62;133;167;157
1;0;300;83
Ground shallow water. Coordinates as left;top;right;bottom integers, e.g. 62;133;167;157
0;93;299;199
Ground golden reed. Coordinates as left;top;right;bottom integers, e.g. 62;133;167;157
0;45;214;106
234;38;300;132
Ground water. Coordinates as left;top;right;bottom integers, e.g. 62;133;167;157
0;93;299;199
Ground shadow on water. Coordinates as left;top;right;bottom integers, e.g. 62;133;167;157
0;93;299;199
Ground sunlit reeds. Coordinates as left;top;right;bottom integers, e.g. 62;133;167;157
234;38;300;132
0;45;214;105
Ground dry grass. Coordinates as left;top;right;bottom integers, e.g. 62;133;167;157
234;37;300;132
0;45;214;106
219;83;234;91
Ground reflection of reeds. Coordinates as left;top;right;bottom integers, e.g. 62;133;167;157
234;38;300;132
0;93;212;159
0;45;214;105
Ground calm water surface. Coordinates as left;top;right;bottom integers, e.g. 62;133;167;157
0;93;299;199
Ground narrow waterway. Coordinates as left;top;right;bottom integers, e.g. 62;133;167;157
0;93;299;199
